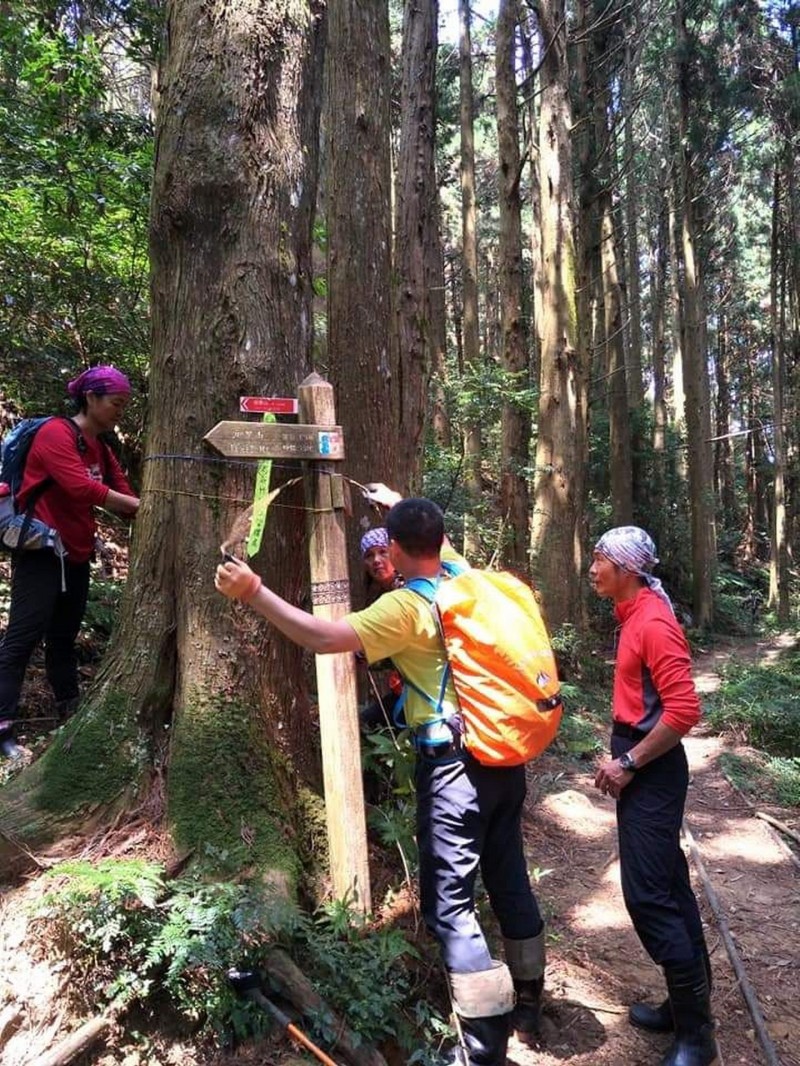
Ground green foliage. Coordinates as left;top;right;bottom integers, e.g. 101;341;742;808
555;694;605;759
705;651;800;757
145;880;299;1038
32;859;440;1051
709;566;768;636
33;859;298;1038
0;2;152;429
83;577;123;638
292;897;445;1056
719;752;800;809
362;729;418;884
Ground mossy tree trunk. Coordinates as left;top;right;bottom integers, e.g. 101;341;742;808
1;0;327;883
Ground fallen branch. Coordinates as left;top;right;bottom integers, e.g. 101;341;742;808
755;810;800;848
265;947;388;1066
34;1015;112;1066
682;821;782;1066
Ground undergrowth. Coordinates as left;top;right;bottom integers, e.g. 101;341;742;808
719;752;800;808
30;858;446;1057
704;651;800;757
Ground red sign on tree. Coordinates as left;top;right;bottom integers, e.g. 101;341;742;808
239;396;299;415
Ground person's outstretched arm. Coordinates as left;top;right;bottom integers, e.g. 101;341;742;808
215;556;363;655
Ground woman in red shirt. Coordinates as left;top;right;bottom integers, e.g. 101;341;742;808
0;366;139;759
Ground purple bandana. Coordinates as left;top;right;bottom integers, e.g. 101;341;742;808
360;527;389;557
67;365;131;398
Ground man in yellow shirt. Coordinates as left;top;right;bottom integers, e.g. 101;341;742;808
216;490;545;1065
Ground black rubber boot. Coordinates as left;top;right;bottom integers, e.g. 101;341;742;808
660;957;719;1066
445;962;514;1065
629;996;672;1032
505;930;545;1043
443;1013;510;1065
630;944;713;1033
0;720;22;760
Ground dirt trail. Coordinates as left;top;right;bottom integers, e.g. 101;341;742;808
508;634;799;1066
1;636;797;1066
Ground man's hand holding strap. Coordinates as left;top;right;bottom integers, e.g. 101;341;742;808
215;557;262;603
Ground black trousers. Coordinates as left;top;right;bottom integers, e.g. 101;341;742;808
613;737;705;966
0;551;90;729
416;749;543;974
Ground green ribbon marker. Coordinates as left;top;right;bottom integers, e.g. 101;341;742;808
246;413;274;558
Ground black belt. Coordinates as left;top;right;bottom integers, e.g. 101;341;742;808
612;722;649;741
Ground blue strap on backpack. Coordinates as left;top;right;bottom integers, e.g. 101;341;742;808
395;560;467;750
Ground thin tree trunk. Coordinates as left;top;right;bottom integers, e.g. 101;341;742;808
459;0;483;558
623;36;644;409
651;199;668;496
496;0;530;569
769;161;790;621
675;0;716;626
714;308;738;532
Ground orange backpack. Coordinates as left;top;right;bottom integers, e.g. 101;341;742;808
405;564;562;767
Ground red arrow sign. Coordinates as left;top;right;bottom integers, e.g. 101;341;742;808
239;396;298;415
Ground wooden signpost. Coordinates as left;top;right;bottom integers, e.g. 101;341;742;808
204;373;371;913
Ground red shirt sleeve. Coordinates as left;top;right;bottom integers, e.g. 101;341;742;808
640;616;702;735
100;444;134;495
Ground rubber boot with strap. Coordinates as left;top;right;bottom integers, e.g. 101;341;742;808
504;930;545;1044
629;942;712;1034
443;961;514;1066
660;956;719;1066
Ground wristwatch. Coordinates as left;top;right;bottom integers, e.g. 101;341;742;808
619;751;638;773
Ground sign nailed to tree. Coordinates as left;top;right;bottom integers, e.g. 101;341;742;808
239;396;299;414
204;420;345;460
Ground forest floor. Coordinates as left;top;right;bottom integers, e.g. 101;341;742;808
0;619;798;1066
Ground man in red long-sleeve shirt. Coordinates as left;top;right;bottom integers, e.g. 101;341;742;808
0;366;139;759
590;526;718;1066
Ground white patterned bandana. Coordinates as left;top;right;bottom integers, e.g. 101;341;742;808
595;526;674;612
360;527;389;557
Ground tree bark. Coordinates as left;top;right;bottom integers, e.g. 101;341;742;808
326;0;395;584
675;0;716;626
459;0;483;558
1;0;326;880
530;0;588;629
394;0;447;473
496;0;530;570
768;161;790;621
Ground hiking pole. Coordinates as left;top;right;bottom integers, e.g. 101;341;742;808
227;968;340;1066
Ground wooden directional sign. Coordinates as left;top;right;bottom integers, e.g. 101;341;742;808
239;396;299;415
204;421;345;460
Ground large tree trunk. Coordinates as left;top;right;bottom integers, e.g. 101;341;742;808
496;0;530;570
530;0;588;630
326;0;395;597
394;0;446;477
1;0;326;880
